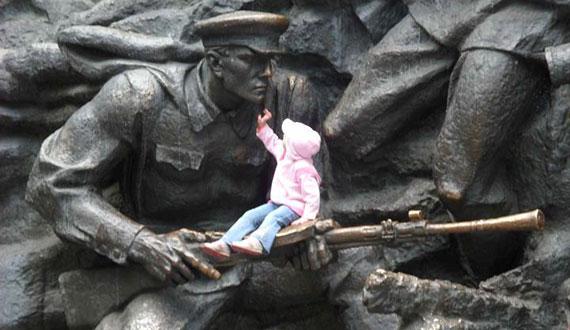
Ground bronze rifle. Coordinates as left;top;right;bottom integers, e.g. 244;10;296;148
204;209;545;269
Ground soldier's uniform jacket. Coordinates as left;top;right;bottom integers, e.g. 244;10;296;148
26;57;318;265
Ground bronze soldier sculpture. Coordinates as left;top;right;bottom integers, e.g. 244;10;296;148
24;11;344;329
324;0;570;277
27;11;293;284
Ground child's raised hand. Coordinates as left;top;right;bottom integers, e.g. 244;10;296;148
257;109;272;131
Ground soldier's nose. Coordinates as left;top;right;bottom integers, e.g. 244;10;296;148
261;61;272;78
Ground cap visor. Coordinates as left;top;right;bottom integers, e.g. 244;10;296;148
248;45;286;55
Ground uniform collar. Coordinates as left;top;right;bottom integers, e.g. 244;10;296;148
185;60;223;132
186;60;256;136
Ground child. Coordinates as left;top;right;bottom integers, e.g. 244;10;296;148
201;109;321;259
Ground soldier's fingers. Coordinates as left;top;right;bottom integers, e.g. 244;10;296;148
291;255;302;270
164;251;193;282
205;231;224;241
180;250;221;280
299;244;310;270
289;245;301;270
178;228;206;243
174;260;195;282
315;219;340;234
307;239;320;270
300;253;310;270
317;236;334;267
157;261;179;285
168;270;186;285
145;264;168;283
316;236;328;261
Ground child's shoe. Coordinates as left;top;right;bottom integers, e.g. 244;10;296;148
200;240;231;260
230;237;264;256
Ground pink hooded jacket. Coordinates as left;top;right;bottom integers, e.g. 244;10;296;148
257;119;321;219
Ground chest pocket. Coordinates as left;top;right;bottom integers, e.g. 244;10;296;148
155;143;204;171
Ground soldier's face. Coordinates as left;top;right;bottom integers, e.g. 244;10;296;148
220;47;272;104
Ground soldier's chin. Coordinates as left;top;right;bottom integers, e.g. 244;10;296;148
246;92;265;104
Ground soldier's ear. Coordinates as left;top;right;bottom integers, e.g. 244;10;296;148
206;49;224;79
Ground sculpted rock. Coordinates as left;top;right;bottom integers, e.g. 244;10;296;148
364;269;539;329
0;235;80;330
282;6;372;75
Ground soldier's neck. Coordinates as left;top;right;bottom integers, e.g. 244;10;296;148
201;63;244;112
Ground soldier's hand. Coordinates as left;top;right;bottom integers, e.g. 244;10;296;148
160;229;221;280
314;219;340;234
128;228;197;285
289;219;339;271
290;235;334;271
128;228;220;285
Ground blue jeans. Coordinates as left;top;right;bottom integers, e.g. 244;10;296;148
221;202;299;253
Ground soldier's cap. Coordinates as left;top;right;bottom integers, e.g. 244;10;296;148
194;11;289;55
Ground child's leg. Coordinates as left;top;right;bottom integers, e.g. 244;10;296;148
250;205;299;253
221;203;278;244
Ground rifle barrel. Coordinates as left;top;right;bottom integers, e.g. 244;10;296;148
322;209;545;248
425;209;544;235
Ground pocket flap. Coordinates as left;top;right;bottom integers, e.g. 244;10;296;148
155;144;204;171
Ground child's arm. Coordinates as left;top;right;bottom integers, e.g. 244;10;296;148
291;172;320;225
256;109;284;159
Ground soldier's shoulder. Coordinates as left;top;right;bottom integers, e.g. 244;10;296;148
116;68;164;99
97;68;166;114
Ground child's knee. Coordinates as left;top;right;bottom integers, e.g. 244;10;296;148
240;210;262;225
270;214;294;227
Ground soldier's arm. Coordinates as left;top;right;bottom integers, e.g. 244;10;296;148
26;69;163;264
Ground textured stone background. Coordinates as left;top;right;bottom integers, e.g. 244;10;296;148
1;0;569;329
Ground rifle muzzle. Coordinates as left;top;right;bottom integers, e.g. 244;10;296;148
425;209;545;235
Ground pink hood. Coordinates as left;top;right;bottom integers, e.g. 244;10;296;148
282;119;321;160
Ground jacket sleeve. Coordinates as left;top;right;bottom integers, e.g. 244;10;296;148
25;69;163;264
256;125;284;160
